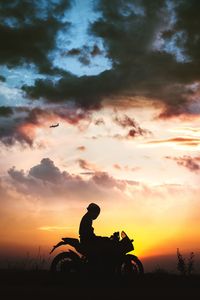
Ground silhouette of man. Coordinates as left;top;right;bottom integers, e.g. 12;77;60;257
79;203;100;245
79;203;113;257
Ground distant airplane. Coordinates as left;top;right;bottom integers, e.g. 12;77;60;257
50;123;59;128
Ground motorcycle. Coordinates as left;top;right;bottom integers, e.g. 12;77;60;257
50;231;144;277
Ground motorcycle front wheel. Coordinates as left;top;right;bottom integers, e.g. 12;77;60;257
118;254;144;277
50;251;81;274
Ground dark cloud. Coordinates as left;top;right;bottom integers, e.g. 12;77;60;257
0;75;6;82
169;0;200;67
22;72;111;108
62;44;103;67
78;55;90;66
1;1;200;117
0;106;13;117
114;114;139;128
16;1;170;112
63;46;92;65
0;109;36;146
66;48;82;56
91;0;200;117
114;114;151;137
65;44;102;58
0;0;71;74
90;44;102;56
166;155;200;173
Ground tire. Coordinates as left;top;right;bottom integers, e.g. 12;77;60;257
118;254;144;277
50;251;81;274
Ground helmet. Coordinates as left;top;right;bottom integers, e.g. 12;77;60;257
87;203;100;213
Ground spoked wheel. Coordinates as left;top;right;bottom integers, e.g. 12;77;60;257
118;254;144;277
50;251;81;274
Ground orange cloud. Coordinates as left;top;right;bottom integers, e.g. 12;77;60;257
77;159;99;172
166;155;200;173
0;106;92;146
113;164;121;170
76;146;86;151
113;164;140;172
146;137;200;146
17;123;38;145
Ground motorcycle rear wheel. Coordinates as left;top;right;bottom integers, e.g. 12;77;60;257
50;251;81;274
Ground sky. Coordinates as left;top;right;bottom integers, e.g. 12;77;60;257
0;0;200;263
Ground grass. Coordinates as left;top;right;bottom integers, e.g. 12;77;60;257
4;247;51;271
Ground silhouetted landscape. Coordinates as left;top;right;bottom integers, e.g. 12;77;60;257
1;269;200;299
1;250;200;299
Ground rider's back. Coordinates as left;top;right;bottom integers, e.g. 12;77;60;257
79;212;96;244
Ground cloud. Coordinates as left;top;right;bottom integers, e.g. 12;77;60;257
0;75;6;82
0;106;91;146
113;164;121;170
76;146;86;152
7;158;130;202
38;226;74;232
74;44;103;65
29;158;68;183
146;137;200;147
0;108;37;146
77;159;99;172
177;127;200;133
66;48;82;56
0;106;151;147
166;155;200;173
0;1;200;120
113;113;152;139
0;0;71;74
114;114;140;128
0;106;13;117
92;171;126;191
80;172;95;176
106;115;150;139
87;131;150;141
113;164;140;172
91;44;102;57
127;128;149;138
78;55;90;66
11;0;198;116
64;44;102;58
94;118;105;126
7;158;87;199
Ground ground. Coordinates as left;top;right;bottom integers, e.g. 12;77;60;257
0;270;199;299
